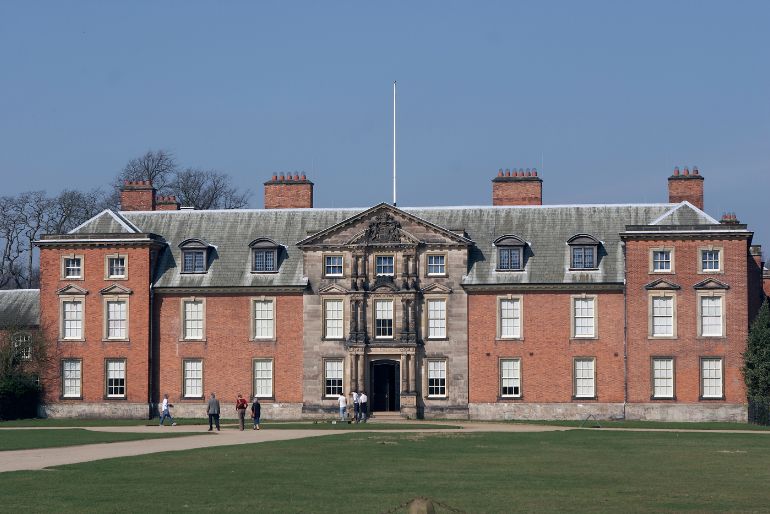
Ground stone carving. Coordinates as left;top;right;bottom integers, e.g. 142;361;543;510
364;213;402;244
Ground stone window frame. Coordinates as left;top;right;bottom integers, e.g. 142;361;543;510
648;291;678;339
426;358;448;399
698;245;724;274
250;296;276;341
102;294;130;342
182;358;204;399
372;297;395;340
650;356;676;400
104;358;127;400
425;252;448;277
423;296;448;341
323;253;345;278
59;295;86;341
499;357;522;399
61;254;84;280
322;297;346;341
373;253;396;277
572;356;597;400
180;297;206;342
61;358;83;399
649;247;675;274
696;291;726;338
497;294;524;341
570;294;598;340
700;356;725;400
323;357;344;398
104;253;129;280
494;235;527;272
252;358;274;399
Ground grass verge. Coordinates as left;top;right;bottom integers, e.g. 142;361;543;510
0;429;200;451
508;419;770;431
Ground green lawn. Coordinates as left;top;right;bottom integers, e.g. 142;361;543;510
2;430;770;512
510;419;770;431
0;429;201;451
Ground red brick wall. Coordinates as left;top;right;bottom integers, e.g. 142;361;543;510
492;176;543;206
39;246;153;404
264;176;313;209
155;293;304;405
468;291;625;403
625;238;749;404
668;174;704;210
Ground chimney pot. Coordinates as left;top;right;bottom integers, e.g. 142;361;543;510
272;174;278;181
693;167;699;175
497;169;504;177
293;173;299;180
532;169;538;177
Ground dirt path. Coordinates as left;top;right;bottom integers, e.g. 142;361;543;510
0;422;565;473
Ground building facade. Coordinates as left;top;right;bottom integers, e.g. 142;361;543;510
27;170;768;421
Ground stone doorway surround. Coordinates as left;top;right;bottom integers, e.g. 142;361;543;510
346;345;418;418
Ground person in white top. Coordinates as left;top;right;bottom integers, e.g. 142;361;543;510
351;391;360;423
159;393;176;426
359;391;368;422
337;394;347;421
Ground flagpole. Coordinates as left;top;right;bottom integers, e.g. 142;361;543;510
393;80;397;207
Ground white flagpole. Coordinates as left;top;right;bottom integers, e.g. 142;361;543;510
393;80;397;207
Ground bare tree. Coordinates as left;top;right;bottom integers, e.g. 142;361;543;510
109;149;177;206
46;188;111;235
0;196;24;289
170;168;250;210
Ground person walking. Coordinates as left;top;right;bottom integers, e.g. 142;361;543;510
351;390;360;423
207;392;221;431
236;393;248;431
337;393;347;421
158;393;177;426
251;396;261;430
359;390;368;422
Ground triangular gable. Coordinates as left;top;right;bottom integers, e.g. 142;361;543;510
318;283;349;295
649;202;719;226
693;278;730;290
296;203;472;247
100;284;133;295
69;209;141;235
644;278;681;290
57;284;89;295
421;283;453;295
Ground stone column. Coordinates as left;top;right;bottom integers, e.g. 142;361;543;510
346;353;354;395
360;299;367;339
408;353;416;393
402;353;409;392
351;352;358;392
350;300;358;336
402;300;409;332
357;353;365;392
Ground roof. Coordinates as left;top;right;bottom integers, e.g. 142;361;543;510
63;201;728;289
0;289;40;327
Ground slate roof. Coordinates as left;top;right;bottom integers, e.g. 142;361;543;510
0;289;40;327
62;202;731;289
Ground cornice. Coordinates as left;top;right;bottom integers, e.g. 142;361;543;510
462;282;624;293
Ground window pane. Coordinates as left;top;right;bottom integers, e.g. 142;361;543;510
428;360;447;396
63;360;81;397
500;359;521;397
183;251;205;273
702;359;723;398
109;257;126;277
427;299;446;338
13;333;32;360
702;250;720;271
498;248;522;270
376;256;394;275
253;360;273;397
375;300;393;338
428;255;446;275
254;300;274;338
184;360;203;398
107;300;127;339
65;258;81;278
325;299;343;339
184;301;204;339
325;256;343;276
325;359;343;396
653;358;674;398
253;250;276;272
574;298;595;337
500;299;521;338
651;297;673;337
653;251;671;271
574;358;595;398
107;360;126;397
63;301;83;339
701;296;722;337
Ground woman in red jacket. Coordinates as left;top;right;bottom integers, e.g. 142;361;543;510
235;393;248;431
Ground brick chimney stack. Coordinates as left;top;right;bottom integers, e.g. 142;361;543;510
668;166;704;210
155;195;181;211
120;181;156;211
492;168;542;206
264;173;314;209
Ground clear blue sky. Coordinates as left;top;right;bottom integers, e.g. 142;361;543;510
1;2;768;250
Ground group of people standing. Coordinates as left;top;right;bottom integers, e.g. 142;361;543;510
338;390;368;422
158;392;261;432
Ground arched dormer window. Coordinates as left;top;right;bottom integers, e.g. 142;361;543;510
494;235;527;271
249;238;282;273
179;238;212;274
567;234;601;270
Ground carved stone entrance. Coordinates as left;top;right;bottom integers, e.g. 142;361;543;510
370;359;400;412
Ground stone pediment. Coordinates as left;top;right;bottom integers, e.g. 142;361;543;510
421;283;453;295
296;203;471;248
693;278;730;290
100;284;133;295
370;275;399;292
318;283;349;295
57;284;88;296
644;279;681;290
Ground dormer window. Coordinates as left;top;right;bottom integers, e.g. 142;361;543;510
567;234;601;270
178;239;212;274
249;238;281;273
494;235;527;271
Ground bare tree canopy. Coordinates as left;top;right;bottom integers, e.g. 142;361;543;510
114;149;177;194
170;168;250;210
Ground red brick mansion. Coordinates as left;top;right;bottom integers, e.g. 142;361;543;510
15;168;769;420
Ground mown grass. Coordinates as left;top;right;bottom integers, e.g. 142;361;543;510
2;430;770;512
0;429;199;451
509;419;770;431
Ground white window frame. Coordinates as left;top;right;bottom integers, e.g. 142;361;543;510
500;358;521;398
650;248;673;273
375;254;395;276
62;359;82;398
181;298;205;341
427;359;447;398
651;357;674;399
324;358;343;398
323;298;344;340
183;359;204;398
698;292;724;338
253;358;274;398
103;296;129;341
60;296;85;341
699;246;723;274
571;295;597;339
426;254;447;276
497;295;522;340
649;293;677;339
105;358;126;398
324;254;344;277
61;254;84;280
105;254;128;280
251;297;275;340
374;299;394;339
573;357;596;399
700;357;724;399
426;298;447;339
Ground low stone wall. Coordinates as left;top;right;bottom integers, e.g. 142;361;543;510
625;403;747;422
41;403;151;419
469;402;624;421
169;402;303;420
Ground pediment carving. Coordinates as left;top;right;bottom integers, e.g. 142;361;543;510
100;284;133;295
318;283;349;295
644;278;681;290
364;213;402;244
693;278;730;290
57;284;88;296
421;283;453;295
371;275;399;292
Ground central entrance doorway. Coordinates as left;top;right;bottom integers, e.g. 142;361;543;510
370;359;400;412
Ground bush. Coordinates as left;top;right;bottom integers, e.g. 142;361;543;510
0;373;41;420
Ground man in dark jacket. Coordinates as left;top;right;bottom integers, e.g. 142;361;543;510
207;392;221;431
251;397;261;430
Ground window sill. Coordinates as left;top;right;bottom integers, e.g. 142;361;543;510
497;396;523;401
60;396;83;400
649;270;675;275
696;336;726;341
62;276;84;281
182;396;204;401
253;396;274;401
697;270;723;275
647;336;677;341
699;396;726;401
251;270;279;274
103;396;127;401
650;396;677;401
570;336;598;341
179;338;207;343
322;338;345;342
425;396;448;400
426;337;448;342
251;338;277;343
568;268;599;272
180;271;208;275
426;273;448;278
496;338;523;343
495;268;525;273
102;338;130;343
58;339;85;343
572;396;597;401
106;276;128;281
